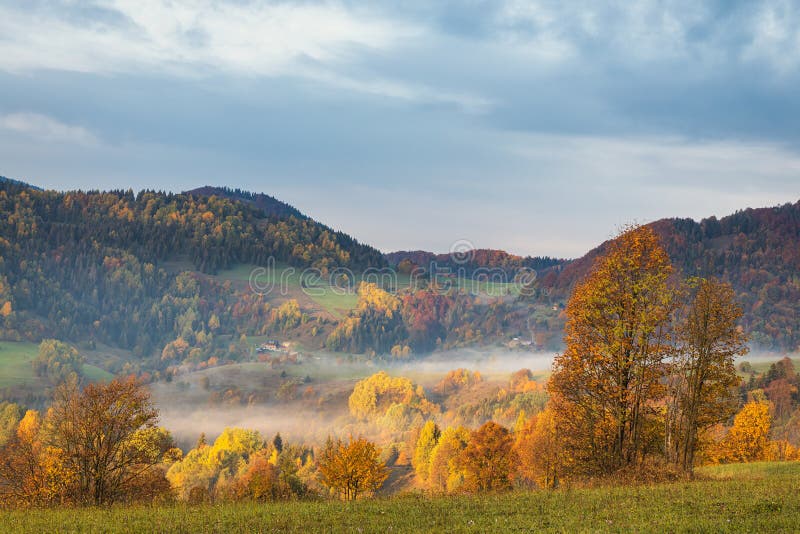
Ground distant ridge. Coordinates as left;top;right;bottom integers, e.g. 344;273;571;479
185;185;304;219
537;200;800;350
0;175;42;190
385;248;566;276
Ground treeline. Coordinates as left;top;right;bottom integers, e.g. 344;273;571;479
184;186;304;220
0;377;387;506
0;181;384;273
2;359;796;509
385;249;564;278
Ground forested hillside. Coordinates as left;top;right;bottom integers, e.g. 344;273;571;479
537;202;800;350
0;180;384;360
0;177;797;372
184;186;304;220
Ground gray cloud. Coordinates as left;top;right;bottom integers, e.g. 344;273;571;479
0;0;798;257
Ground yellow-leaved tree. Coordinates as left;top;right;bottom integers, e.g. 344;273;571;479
514;407;562;489
716;394;772;463
412;420;440;483
318;436;388;501
428;426;470;493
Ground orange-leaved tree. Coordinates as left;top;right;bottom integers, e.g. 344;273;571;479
514;407;562;489
459;421;516;492
549;225;676;476
667;277;748;472
0;410;75;507
318;436;388;501
45;377;169;505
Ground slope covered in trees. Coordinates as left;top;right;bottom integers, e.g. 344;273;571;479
184;186;304;220
0;180;383;358
0;176;797;361
537;201;800;350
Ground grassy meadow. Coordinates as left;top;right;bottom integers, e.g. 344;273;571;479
3;462;798;533
0;341;112;389
212;262;523;320
0;341;39;388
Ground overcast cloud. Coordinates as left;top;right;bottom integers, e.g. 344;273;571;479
0;0;798;257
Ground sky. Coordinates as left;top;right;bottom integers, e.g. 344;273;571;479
0;1;798;258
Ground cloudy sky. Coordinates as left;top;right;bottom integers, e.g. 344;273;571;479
1;1;798;257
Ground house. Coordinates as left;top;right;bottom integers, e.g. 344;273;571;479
256;339;282;353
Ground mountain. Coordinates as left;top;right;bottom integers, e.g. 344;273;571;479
0;178;385;361
537;200;800;350
0;174;796;375
0;175;42;190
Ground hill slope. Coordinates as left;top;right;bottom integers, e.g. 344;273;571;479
0;179;385;361
184;186;304;220
538;201;800;350
385;249;565;276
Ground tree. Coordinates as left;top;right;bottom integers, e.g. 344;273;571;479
44;377;167;505
318;436;388;501
428;426;470;493
326;283;408;354
229;452;293;502
514;407;562;489
0;410;75;507
717;395;772;463
667;278;748;472
33;339;84;384
459;422;516;492
0;401;22;447
348;371;436;421
549;225;676;476
412;421;440;482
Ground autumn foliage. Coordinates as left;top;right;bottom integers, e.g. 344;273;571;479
0;377;174;507
545;225;759;480
459;422;517;492
318;437;388;501
549;226;676;476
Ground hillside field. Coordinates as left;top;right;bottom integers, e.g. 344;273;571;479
213;262;522;320
0;342;112;389
3;462;798;533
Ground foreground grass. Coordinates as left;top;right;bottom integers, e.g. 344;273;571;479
4;462;799;533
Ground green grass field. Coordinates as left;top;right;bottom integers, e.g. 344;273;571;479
0;341;39;388
0;341;113;388
215;262;358;317
81;364;114;382
4;462;798;533
213;263;521;319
